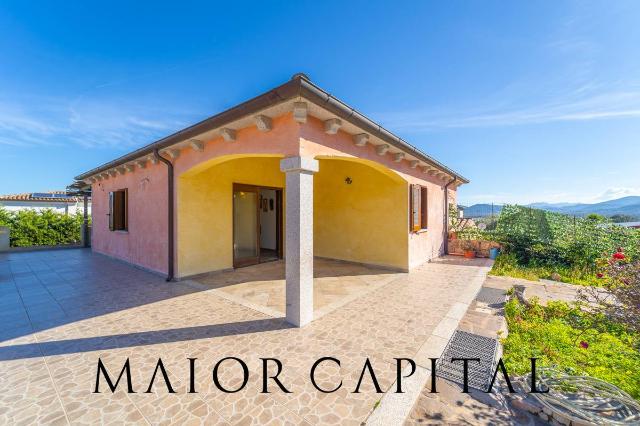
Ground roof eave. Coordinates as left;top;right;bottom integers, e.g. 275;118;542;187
297;78;469;184
74;78;301;180
75;75;469;184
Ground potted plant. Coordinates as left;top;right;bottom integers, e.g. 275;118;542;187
461;240;476;258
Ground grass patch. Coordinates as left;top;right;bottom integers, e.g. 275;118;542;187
489;253;600;286
502;297;640;399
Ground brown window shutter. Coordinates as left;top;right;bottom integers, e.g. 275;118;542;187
420;187;428;229
114;192;122;230
123;188;128;231
108;191;115;231
410;184;421;232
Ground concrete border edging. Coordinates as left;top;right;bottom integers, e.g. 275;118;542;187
365;266;490;425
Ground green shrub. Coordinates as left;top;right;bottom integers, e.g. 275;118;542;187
502;297;640;399
495;205;636;267
0;208;10;226
488;205;640;286
0;207;85;247
490;252;601;286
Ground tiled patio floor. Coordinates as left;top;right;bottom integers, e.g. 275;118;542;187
0;249;491;425
193;258;400;319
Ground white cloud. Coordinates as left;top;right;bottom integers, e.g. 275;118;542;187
379;89;640;131
0;95;195;149
591;187;640;202
459;187;640;207
0;102;63;147
458;190;578;206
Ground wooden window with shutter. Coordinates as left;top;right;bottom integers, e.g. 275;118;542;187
410;185;429;232
410;184;421;232
420;186;428;229
108;189;128;231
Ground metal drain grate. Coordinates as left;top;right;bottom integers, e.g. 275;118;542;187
436;330;498;391
475;287;507;307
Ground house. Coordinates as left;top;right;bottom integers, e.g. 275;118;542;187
74;74;469;326
0;191;90;215
615;221;640;229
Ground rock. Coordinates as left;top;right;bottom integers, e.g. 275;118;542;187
543;406;553;416
554;412;571;425
524;397;543;414
539;412;549;422
511;398;542;414
570;419;593;426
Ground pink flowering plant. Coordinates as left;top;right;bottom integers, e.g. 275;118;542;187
577;248;640;336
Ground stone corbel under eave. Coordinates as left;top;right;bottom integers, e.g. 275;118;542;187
324;118;342;135
220;128;237;142
376;144;390;156
255;115;273;132
293;102;307;123
353;133;369;147
164;149;180;160
189;139;205;152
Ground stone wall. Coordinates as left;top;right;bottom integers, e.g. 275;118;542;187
448;239;501;258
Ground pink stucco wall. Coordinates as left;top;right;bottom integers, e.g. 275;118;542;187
90;112;458;274
173;114;301;177
91;163;168;274
92;114;301;275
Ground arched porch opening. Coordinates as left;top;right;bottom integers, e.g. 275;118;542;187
314;156;409;271
177;154;285;277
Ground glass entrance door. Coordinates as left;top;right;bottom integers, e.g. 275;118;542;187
233;185;259;267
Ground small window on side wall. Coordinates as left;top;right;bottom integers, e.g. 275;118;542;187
410;184;428;232
109;189;128;231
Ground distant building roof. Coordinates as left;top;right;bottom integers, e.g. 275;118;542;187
0;191;83;203
617;221;640;228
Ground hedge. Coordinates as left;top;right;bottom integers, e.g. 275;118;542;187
0;208;86;247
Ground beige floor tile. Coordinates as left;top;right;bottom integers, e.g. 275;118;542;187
0;249;492;425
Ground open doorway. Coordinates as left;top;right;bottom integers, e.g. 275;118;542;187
232;183;282;268
259;188;279;262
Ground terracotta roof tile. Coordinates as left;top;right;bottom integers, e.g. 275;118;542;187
0;191;84;203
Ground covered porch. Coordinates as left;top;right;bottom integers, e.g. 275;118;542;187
177;154;409;326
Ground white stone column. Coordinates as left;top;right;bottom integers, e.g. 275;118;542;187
280;156;319;327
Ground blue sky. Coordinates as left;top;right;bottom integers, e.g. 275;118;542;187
1;1;639;206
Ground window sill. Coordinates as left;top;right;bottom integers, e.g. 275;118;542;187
114;230;129;234
413;229;428;234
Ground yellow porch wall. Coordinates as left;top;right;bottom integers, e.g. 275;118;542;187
177;156;285;277
314;158;409;270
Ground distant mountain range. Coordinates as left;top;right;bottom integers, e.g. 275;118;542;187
462;196;640;219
